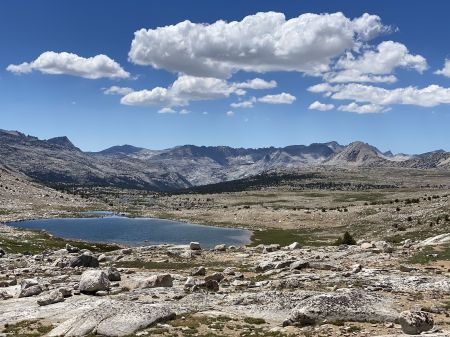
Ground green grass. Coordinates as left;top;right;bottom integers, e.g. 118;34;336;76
2;320;52;337
332;192;387;203
248;228;333;247
243;317;266;325
115;259;236;270
408;244;450;264
0;228;120;254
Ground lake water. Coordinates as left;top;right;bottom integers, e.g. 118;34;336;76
10;216;252;248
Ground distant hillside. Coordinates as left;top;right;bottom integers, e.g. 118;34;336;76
0;129;448;191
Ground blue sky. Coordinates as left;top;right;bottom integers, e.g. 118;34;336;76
1;0;450;154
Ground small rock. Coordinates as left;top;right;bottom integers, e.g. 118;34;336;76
288;242;301;250
214;244;227;251
290;260;309;270
205;272;224;283
190;266;206;276
189;242;201;250
141;274;173;288
65;243;80;253
69;255;99;268
223;267;236;275
0;289;13;300
106;267;121;281
399;310;434;335
58;287;72;298
37;290;65;306
19;285;42;298
361;242;374;250
96;290;109;296
256;261;274;272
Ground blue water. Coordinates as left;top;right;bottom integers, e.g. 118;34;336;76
9;216;252;248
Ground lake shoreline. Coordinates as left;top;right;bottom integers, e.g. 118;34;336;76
8;214;253;249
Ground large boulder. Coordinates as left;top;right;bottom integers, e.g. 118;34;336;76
79;270;110;293
399;310;434;335
69;255;99;268
48;300;175;337
284;289;398;326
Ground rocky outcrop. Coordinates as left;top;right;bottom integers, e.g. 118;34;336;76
284;289;398;326
48;300;175;337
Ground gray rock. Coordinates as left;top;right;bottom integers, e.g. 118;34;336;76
288;242;301;250
106;267;121;281
189;242;201;250
191;266;206;276
204;272;224;283
20;278;39;289
263;244;280;253
37;290;65;306
140;274;173;288
290;260;309;270
19;284;42;298
58;287;72;298
69;255;99;268
0;278;17;287
214;244;227;251
121;248;133;255
65;243;80;253
223;267;236;275
256;261;274;272
79;270;110;293
284;289;398;326
0;289;13;300
48;300;175;337
399;310;434;335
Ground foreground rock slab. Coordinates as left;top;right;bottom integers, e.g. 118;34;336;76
48;300;175;337
285;288;398;326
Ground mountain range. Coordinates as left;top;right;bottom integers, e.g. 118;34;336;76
0;129;449;191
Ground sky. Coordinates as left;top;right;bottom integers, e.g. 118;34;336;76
1;0;450;154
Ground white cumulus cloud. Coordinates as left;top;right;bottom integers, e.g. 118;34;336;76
435;59;450;77
7;51;129;79
128;12;389;78
336;41;427;74
310;82;450;108
158;107;176;114
226;110;235;117
338;102;387;114
121;75;245;107
258;93;296;104
103;86;134;95
308;101;334;111
235;78;277;89
230;97;256;108
322;41;427;84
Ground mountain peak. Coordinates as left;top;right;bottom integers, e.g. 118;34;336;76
47;136;79;150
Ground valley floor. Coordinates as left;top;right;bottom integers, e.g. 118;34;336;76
1;167;450;336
